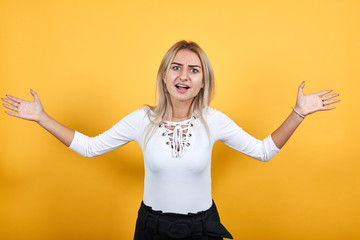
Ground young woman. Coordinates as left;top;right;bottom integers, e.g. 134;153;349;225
2;40;340;240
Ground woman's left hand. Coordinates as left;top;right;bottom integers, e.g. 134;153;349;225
295;81;340;116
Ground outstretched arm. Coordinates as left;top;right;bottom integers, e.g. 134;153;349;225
2;89;75;147
271;82;340;149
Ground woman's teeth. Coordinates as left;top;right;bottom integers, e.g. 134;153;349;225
176;84;190;89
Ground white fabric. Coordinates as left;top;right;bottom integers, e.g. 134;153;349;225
161;118;194;158
69;107;280;214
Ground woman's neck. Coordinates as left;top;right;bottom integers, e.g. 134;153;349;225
169;101;192;122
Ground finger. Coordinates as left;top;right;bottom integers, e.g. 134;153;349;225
30;89;40;102
1;97;20;107
321;93;339;101
323;99;340;106
321;106;336;111
316;89;333;97
298;81;305;96
5;95;23;104
5;111;20;118
3;103;18;112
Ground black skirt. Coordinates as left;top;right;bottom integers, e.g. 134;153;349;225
134;200;233;240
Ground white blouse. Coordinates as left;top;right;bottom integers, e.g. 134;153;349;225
69;107;280;214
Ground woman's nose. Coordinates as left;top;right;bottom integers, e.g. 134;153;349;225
179;69;189;81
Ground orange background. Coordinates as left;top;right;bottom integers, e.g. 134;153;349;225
0;0;359;239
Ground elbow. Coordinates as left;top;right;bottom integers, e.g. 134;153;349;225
240;141;277;162
81;149;100;158
71;147;99;158
252;151;273;162
73;151;96;158
254;143;277;162
71;135;101;158
69;132;97;158
256;138;280;162
256;155;274;162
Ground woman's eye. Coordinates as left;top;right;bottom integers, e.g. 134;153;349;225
191;68;199;73
172;66;180;70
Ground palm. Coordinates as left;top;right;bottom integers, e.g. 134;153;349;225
17;100;43;120
2;89;44;122
295;82;340;116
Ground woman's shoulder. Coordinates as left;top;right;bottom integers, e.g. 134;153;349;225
119;106;151;122
199;107;234;128
203;106;230;120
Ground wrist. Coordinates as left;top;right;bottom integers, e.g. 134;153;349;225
294;104;308;116
292;107;306;119
37;111;50;125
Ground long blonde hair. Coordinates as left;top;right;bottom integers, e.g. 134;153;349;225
144;40;215;146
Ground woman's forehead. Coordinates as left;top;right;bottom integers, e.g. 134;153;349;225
173;49;201;65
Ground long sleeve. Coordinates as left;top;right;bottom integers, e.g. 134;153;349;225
69;108;147;158
209;108;280;161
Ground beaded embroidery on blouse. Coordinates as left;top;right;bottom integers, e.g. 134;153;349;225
159;116;195;158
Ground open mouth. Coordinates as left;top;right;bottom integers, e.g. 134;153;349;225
175;84;190;90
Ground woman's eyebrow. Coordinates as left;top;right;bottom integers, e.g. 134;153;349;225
171;62;201;68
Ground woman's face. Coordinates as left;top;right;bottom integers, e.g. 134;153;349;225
163;49;204;106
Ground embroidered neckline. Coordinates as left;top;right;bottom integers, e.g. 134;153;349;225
159;116;195;158
163;117;193;124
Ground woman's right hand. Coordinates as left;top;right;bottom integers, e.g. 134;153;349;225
2;89;46;122
2;89;75;146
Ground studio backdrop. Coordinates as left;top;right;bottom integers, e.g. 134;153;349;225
0;0;359;239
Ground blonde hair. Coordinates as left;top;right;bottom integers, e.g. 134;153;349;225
144;40;215;146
